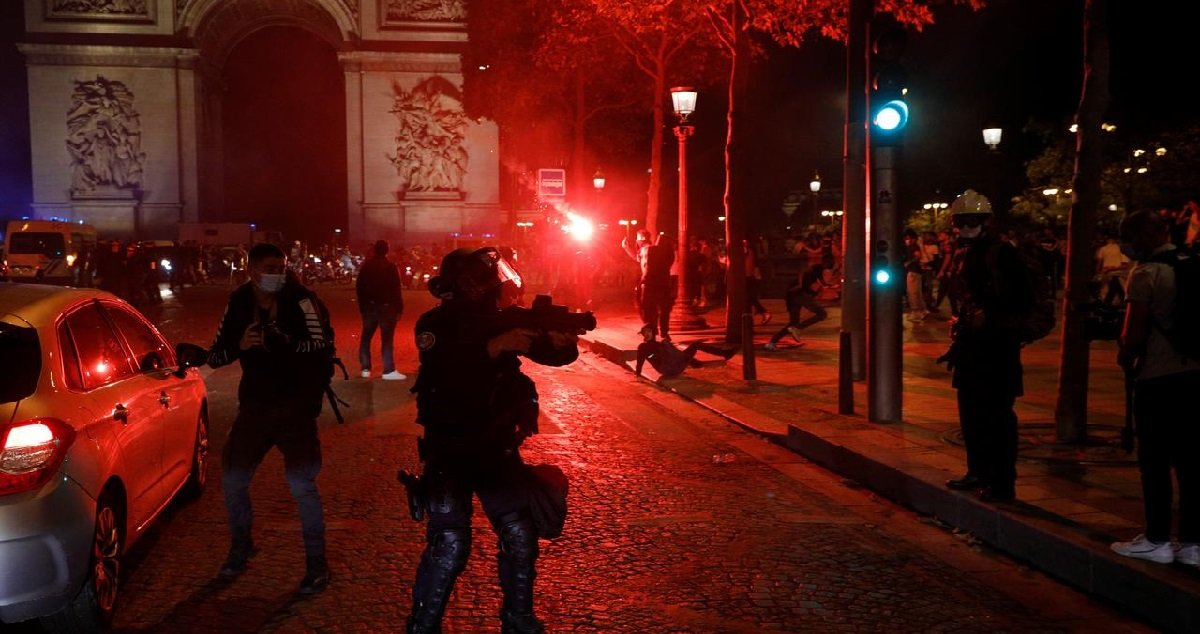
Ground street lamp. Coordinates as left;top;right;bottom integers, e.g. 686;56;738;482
982;127;1002;151
982;126;1003;208
922;202;948;225
668;86;706;330
592;169;606;191
810;172;822;225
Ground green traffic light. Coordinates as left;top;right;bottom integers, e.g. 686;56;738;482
874;269;892;284
873;99;909;132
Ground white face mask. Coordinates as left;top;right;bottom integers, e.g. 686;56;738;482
256;273;285;293
958;226;983;240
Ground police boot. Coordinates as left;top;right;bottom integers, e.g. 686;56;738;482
407;528;470;634
496;515;543;634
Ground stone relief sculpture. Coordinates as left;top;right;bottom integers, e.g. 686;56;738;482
50;0;149;15
383;0;465;22
66;76;146;193
389;76;468;195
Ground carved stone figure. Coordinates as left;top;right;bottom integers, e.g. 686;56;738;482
66;76;146;193
384;0;465;22
52;0;148;14
389;76;468;194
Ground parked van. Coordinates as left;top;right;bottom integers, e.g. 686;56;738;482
3;220;99;285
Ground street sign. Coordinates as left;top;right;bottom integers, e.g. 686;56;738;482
537;168;566;198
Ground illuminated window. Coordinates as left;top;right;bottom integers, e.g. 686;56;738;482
64;304;133;390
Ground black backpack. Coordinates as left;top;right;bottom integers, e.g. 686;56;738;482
1150;247;1200;362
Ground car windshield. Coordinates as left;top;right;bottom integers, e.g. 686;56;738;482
9;232;66;257
0;322;41;404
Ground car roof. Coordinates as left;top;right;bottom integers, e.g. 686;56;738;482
0;284;115;324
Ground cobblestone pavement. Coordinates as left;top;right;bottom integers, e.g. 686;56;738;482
10;285;1149;633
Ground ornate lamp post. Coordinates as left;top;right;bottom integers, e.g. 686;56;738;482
669;86;706;330
810;172;822;225
982;127;1003;207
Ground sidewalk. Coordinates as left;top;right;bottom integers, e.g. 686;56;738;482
577;292;1200;633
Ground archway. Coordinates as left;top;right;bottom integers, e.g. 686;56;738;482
219;25;347;246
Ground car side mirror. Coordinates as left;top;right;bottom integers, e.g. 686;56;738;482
174;342;209;378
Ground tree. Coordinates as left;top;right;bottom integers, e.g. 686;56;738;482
1054;0;1109;444
699;0;982;340
546;0;718;236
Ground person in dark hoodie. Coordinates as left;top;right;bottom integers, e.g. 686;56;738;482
357;239;406;380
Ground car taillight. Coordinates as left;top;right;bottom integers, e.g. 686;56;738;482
0;418;76;496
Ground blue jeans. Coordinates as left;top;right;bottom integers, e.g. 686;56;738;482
222;406;325;559
359;303;398;374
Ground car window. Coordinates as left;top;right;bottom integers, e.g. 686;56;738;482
57;320;84;391
9;232;65;256
0;322;41;403
105;304;175;372
65;303;135;390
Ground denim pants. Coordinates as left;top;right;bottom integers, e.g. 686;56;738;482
222;406;325;559
359;303;398;374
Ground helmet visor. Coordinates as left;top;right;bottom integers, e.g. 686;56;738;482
468;247;522;298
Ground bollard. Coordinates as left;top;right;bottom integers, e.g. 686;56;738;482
838;330;854;414
741;313;757;381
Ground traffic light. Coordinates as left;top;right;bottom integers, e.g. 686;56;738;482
870;24;909;143
872;240;894;286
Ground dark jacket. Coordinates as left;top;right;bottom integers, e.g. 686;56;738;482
356;254;403;311
951;235;1033;396
208;277;335;417
411;301;577;445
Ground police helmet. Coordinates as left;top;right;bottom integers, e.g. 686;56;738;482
428;247;522;301
949;189;993;219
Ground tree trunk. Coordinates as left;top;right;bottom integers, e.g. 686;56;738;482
645;61;667;237
571;73;588;206
723;2;749;343
1054;0;1109;443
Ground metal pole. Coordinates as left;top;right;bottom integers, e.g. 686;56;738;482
842;0;872;384
670;124;706;331
741;313;757;381
838;331;854;414
867;144;902;423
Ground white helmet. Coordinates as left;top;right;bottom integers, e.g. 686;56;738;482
950;189;993;217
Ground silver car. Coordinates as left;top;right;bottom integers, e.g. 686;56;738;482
0;284;209;630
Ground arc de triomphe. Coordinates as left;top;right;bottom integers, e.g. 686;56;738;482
16;0;500;245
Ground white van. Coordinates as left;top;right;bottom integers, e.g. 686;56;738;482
3;220;98;285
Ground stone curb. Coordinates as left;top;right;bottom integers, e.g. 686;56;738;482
580;333;1200;634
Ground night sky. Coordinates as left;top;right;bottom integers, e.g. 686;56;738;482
1;1;1196;239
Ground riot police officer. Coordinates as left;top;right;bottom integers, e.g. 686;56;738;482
405;247;580;634
941;190;1034;503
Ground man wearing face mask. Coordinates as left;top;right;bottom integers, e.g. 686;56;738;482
207;242;335;594
940;190;1034;503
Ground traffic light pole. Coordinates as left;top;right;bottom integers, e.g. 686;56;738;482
867;144;903;423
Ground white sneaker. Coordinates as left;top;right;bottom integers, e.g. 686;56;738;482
1111;534;1175;563
1177;543;1200;566
764;342;778;351
360;370;371;379
382;371;407;381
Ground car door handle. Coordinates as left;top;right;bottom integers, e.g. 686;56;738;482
113;403;129;423
159;391;170;407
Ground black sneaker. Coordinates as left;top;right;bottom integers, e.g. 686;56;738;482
945;474;986;491
298;558;331;595
218;541;258;578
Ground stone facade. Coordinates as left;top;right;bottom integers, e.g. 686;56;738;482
18;0;498;245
